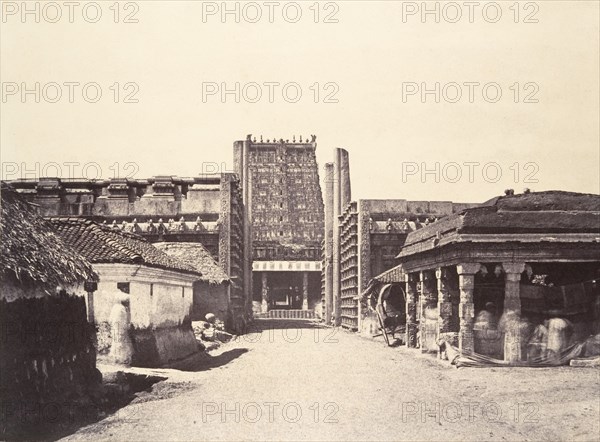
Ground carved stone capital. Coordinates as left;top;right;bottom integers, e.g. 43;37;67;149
456;263;480;275
502;262;526;275
435;267;452;280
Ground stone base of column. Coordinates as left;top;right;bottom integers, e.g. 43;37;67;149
302;300;308;311
438;301;453;333
504;329;521;362
458;329;474;354
458;301;474;354
406;323;418;348
261;300;268;313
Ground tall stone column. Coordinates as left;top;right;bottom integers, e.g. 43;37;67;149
503;262;525;363
457;263;479;355
302;272;309;311
332;153;341;326
331;148;351;327
261;273;268;313
324;162;334;323
420;270;437;353
405;273;419;348
436;267;455;356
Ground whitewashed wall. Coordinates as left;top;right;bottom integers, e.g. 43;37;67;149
92;263;197;329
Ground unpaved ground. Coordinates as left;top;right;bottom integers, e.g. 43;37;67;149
63;319;600;441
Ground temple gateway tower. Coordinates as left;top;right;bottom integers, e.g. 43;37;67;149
234;135;325;317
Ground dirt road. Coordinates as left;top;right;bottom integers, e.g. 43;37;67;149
63;319;600;441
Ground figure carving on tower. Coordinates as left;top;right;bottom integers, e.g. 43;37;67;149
194;216;203;231
157;218;166;234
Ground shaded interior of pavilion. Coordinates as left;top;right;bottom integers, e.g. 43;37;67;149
365;262;599;364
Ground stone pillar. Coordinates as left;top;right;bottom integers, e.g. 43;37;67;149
332;148;350;327
405;273;419;348
420;270;437;353
503;262;526;363
302;272;309;311
261;272;268;313
457;263;479;355
339;149;351;208
324;162;335;323
436;267;455;357
332;150;342;326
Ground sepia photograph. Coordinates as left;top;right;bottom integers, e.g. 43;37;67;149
1;1;599;440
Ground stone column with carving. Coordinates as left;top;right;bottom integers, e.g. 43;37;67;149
457;263;479;355
503;262;525;363
420;270;437;352
261;272;268;313
302;272;309;311
436;267;455;357
405;273;419;348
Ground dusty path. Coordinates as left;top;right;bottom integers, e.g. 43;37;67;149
64;319;599;441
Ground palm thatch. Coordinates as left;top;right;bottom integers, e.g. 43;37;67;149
0;183;96;292
153;242;229;284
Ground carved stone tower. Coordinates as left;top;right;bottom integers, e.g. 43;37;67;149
234;135;325;315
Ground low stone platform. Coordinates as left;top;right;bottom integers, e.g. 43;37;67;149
254;309;316;319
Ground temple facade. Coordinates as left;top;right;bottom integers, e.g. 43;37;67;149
234;135;325;317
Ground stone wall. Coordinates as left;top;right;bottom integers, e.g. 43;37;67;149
130;326;198;368
330;197;479;331
194;281;229;322
91;264;198;366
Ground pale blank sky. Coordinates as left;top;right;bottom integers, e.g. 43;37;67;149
1;1;598;204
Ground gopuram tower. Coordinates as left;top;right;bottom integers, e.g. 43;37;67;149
234;135;325;317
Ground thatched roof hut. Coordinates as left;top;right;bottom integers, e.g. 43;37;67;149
154;242;229;284
0;183;96;295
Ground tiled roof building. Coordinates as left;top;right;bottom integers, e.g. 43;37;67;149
49;218;201;276
154;242;229;284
